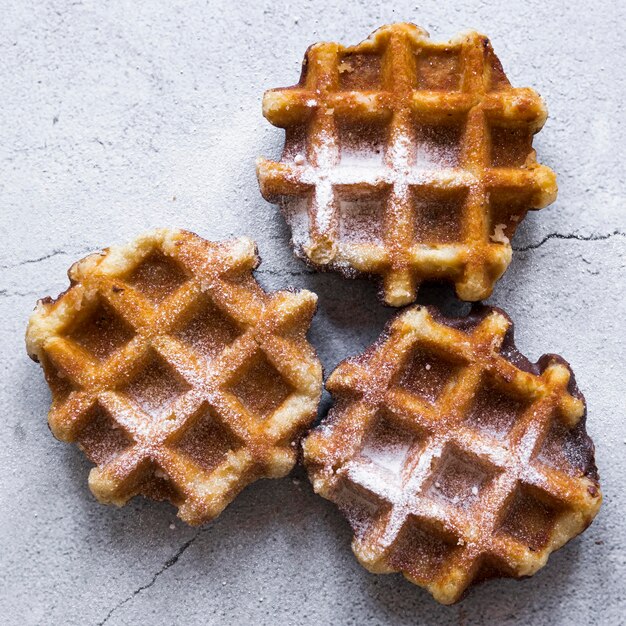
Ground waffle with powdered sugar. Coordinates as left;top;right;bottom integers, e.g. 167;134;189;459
257;23;557;306
26;229;322;525
304;304;600;603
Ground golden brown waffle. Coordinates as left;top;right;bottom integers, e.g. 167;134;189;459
304;305;600;603
26;229;322;525
257;23;557;306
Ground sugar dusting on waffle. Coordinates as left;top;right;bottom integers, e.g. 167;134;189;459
258;23;558;305
26;229;323;525
304;304;601;604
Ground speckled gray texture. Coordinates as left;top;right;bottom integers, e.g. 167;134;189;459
1;1;624;625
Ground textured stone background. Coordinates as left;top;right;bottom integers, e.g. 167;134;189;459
1;1;624;624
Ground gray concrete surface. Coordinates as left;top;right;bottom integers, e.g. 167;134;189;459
1;1;624;624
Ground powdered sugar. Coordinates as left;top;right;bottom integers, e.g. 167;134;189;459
360;432;413;474
339;145;384;168
282;196;311;249
308;306;598;590
280;122;468;259
313;179;335;233
338;194;384;244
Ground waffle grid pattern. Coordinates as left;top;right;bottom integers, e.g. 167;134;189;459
27;229;322;525
258;23;557;305
304;306;600;603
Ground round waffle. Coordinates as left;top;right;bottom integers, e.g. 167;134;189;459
303;304;600;603
257;23;557;306
26;229;322;525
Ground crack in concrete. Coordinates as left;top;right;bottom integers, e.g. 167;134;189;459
95;528;204;626
513;230;625;252
2;247;93;270
15;250;69;266
0;288;41;298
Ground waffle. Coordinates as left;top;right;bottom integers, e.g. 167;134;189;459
26;229;322;525
257;23;557;306
303;305;600;603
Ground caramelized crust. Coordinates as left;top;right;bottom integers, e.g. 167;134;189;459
26;229;322;525
257;23;557;305
304;305;600;603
